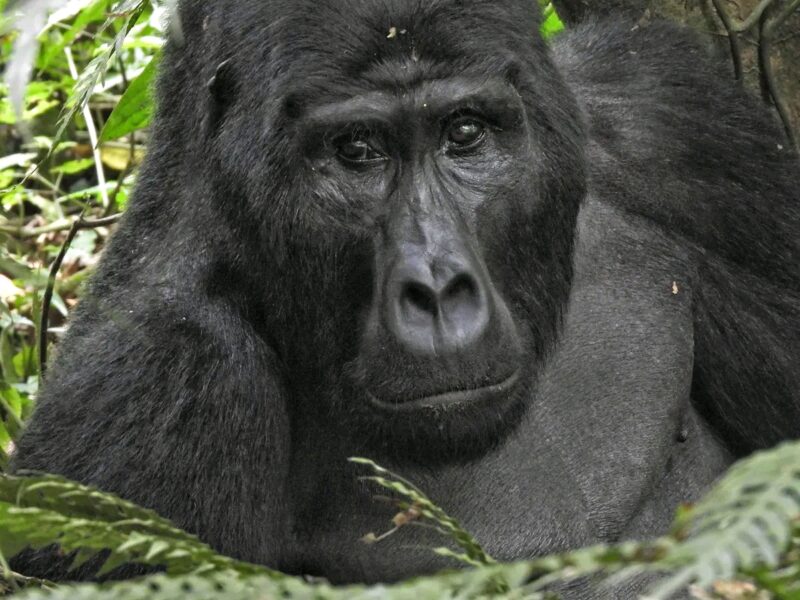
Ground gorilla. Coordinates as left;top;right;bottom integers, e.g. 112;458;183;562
11;0;800;596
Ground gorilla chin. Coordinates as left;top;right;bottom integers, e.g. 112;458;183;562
359;373;531;465
348;335;531;463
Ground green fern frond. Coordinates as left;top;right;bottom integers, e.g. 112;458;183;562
0;473;274;578
349;457;496;567
5;443;800;599
12;572;308;600
642;441;800;599
8;561;538;600
521;441;800;598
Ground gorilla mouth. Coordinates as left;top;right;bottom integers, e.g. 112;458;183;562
367;370;521;412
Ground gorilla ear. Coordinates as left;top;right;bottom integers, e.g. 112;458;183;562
206;59;236;135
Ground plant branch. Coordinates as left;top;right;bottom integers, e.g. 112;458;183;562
759;1;799;150
64;47;110;210
764;0;800;35
710;0;744;79
732;0;779;32
39;213;82;376
0;213;121;239
36;214;122;374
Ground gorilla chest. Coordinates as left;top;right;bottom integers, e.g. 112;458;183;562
418;200;723;556
286;199;731;582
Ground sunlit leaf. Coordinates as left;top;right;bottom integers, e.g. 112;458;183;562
541;4;564;38
100;51;158;141
51;157;95;175
53;0;148;143
0;153;37;171
39;0;110;69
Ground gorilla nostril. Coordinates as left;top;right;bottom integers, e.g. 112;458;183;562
402;281;439;317
442;273;478;304
440;272;489;342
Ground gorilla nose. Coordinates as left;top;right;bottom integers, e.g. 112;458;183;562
387;257;491;355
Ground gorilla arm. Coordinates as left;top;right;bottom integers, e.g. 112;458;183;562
553;18;800;453
13;288;291;568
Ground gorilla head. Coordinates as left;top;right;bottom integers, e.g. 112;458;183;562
12;0;800;592
200;0;586;462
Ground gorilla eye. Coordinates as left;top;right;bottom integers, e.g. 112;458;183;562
446;117;486;150
335;130;385;165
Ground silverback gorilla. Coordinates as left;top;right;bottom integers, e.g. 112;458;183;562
11;0;800;596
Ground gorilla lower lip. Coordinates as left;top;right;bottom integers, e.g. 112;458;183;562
368;371;521;412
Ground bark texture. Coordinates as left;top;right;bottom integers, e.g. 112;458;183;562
552;0;800;144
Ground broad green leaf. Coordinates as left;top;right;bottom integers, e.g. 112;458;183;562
54;1;148;144
0;421;10;453
100;52;158;141
51;157;95;175
11;346;35;381
0;385;23;420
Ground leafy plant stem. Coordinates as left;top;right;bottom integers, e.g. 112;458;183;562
63;47;109;209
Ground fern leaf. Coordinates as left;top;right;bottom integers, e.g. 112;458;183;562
8;564;538;600
645;441;800;599
349;458;496;566
0;474;273;577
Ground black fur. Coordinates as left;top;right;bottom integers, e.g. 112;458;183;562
12;2;800;597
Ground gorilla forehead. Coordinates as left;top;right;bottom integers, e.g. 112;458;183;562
209;0;543;90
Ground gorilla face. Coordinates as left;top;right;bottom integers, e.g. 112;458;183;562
203;0;587;462
328;78;533;457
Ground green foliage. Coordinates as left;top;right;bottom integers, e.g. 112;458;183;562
540;1;564;38
0;1;164;454
352;457;496;568
53;1;150;143
8;564;539;600
100;52;159;142
0;385;30;471
0;472;536;599
644;441;800;598
0;474;273;578
3;444;800;598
